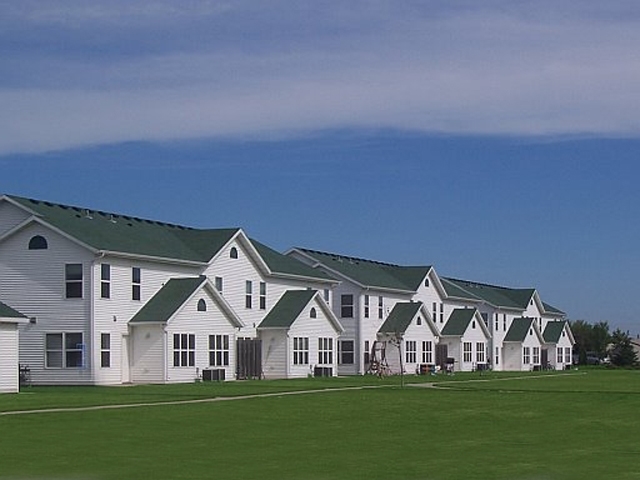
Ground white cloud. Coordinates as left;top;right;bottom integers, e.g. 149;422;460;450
2;1;640;154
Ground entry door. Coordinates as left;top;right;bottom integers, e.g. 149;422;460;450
541;349;548;369
435;344;448;368
121;335;131;383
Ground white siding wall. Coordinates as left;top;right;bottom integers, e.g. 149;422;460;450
203;239;333;339
130;325;165;383
92;256;198;385
164;290;238;383
261;331;287;379
331;281;360;375
380;316;438;375
287;300;340;379
0;201;30;237
1;224;94;385
0;323;20;393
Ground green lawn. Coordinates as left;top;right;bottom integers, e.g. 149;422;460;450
1;369;638;479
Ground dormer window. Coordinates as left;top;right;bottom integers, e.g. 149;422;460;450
230;247;238;259
28;235;48;250
197;299;207;312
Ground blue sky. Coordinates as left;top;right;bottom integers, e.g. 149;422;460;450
1;1;639;334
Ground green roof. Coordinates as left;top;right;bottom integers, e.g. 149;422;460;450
543;321;567;343
504;317;535;342
378;302;423;334
441;308;476;336
0;301;27;319
296;249;431;292
542;302;565;315
251;240;334;281
444;277;535;310
130;276;206;323
258;290;317;329
441;278;481;301
5;195;330;282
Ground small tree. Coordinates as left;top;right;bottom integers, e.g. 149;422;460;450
609;329;638;367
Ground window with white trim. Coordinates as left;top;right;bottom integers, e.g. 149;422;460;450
341;295;354;318
28;235;48;250
440;303;444;323
65;264;83;298
339;340;354;364
230;247;238;259
46;332;84;368
197;299;207;312
173;333;195;367
323;289;330;304
564;347;572;364
432;302;437;323
245;280;253;309
364;295;370;318
100;264;110;299
215;276;223;292
318;337;333;365
523;346;531;365
495;346;500;365
476;342;485;363
209;334;229;366
293;337;309;365
132;267;141;301
101;333;111;368
422;341;433;364
557;347;563;364
463;342;472;362
259;282;266;310
533;347;540;364
378;296;384;319
405;341;417;363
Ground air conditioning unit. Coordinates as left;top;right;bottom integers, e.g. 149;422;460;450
202;369;225;381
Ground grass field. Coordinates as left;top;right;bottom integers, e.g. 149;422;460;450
0;369;638;479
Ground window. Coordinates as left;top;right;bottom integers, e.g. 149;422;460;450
440;303;444;323
432;303;437;323
472;320;476;329
100;264;110;299
378;296;384;319
523;346;531;365
230;247;238;259
293;337;309;365
533;347;540;364
318;338;333;365
245;281;253;309
310;307;317;318
132;267;141;301
416;316;422;325
339;340;354;364
481;313;488;327
209;335;229;366
503;314;507;331
323;289;330;304
197;299;207;312
476;342;485;363
557;347;563;364
424;278;429;287
463;342;472;363
422;341;433;364
173;333;195;367
65;264;83;298
364;340;370;365
101;333;111;368
564;347;572;364
406;341;417;363
364;295;370;318
215;276;223;292
340;295;353;318
495;313;499;331
495;347;500;365
46;332;84;368
259;282;266;310
28;235;48;250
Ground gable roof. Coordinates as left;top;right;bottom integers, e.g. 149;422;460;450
441;309;474;336
129;276;242;327
2;195;330;282
258;290;344;332
292;248;432;293
443;277;535;310
377;301;439;337
543;321;572;343
0;300;28;321
542;302;565;316
504;317;539;342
